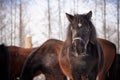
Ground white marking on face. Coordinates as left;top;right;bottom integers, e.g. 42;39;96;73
78;23;82;27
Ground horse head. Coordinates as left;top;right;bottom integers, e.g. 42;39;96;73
66;11;97;56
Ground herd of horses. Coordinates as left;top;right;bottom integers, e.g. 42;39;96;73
0;11;120;80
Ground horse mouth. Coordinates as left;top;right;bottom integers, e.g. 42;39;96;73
74;51;88;57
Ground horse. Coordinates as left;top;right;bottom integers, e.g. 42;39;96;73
59;11;116;80
107;53;120;80
0;44;10;80
20;39;67;80
19;37;116;80
6;46;35;80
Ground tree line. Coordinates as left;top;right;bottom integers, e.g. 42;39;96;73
0;0;119;52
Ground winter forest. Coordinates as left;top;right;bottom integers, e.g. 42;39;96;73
0;0;120;52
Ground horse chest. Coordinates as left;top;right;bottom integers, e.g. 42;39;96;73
69;52;98;74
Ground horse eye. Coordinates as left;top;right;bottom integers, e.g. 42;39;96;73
78;23;82;28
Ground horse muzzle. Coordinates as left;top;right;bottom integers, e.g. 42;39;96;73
72;37;89;56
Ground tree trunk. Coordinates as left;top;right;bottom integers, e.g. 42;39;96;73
94;0;97;26
10;0;13;45
0;0;6;43
47;0;51;39
19;0;23;47
117;0;120;53
58;0;62;39
103;0;107;39
13;0;17;45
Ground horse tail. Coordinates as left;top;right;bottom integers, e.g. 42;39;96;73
0;44;10;80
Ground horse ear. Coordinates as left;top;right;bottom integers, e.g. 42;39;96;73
86;11;92;19
66;13;74;23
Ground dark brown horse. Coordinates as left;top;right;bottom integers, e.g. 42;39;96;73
6;46;35;80
20;39;67;80
59;11;116;80
0;44;10;80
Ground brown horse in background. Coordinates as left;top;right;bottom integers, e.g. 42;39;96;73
59;11;116;80
0;44;10;80
6;44;65;80
7;46;36;80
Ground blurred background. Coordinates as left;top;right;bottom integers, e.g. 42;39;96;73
0;0;119;52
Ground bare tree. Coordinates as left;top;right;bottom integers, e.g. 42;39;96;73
19;0;23;47
58;0;62;39
73;0;75;13
76;0;78;13
117;0;120;52
47;0;51;39
12;0;17;45
10;0;13;45
0;0;6;43
103;0;107;39
19;0;29;47
94;0;97;26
